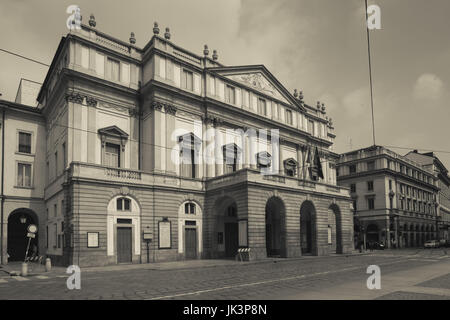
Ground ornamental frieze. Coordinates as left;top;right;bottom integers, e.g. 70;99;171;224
151;101;177;115
65;92;98;107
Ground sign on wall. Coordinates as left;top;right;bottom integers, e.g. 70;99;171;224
87;232;99;248
328;226;332;245
159;221;171;249
238;219;248;247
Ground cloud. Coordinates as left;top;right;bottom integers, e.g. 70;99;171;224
413;73;444;101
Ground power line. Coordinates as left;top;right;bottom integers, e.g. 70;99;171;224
0;48;50;67
383;145;450;155
365;0;376;146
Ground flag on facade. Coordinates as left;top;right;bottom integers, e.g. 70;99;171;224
314;146;324;179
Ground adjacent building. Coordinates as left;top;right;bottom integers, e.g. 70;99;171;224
337;145;439;249
1;16;353;267
405;150;450;242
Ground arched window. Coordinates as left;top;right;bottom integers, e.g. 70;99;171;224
117;197;131;211
184;202;196;214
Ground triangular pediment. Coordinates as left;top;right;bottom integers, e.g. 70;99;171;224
208;65;305;111
98;125;129;138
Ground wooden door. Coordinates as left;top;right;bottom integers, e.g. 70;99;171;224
184;228;197;259
117;227;132;263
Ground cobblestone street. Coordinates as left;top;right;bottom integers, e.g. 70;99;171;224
0;249;449;300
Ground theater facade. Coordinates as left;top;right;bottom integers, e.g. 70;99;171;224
0;17;353;266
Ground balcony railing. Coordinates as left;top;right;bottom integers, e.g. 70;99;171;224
105;167;142;180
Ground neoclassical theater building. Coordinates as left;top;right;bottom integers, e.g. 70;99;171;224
0;17;353;266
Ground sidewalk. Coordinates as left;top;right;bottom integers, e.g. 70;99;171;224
0;262;66;277
0;250;373;276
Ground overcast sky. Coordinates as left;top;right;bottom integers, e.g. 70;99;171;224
1;0;449;168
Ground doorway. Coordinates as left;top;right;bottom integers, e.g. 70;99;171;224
7;210;38;262
224;222;238;257
184;227;197;259
117;227;132;263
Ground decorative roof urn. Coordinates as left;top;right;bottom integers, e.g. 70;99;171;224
129;32;136;44
153;22;160;35
89;14;96;27
164;27;171;40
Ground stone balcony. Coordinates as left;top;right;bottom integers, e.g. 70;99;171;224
206;168;350;198
50;162;350;199
67;162;204;191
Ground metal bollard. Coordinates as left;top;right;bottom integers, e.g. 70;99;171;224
45;258;52;272
21;262;28;277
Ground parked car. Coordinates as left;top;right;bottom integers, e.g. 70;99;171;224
424;240;440;248
368;241;385;250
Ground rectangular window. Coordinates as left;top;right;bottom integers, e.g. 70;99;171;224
257;98;267;116
54;203;57;217
367;161;375;171
389;180;392;190
182;69;193;91
368;198;375;210
308;120;314;135
349;164;356;174
61;200;65;216
181;148;196;178
106;58;120;82
225;85;235;104
54;223;57;248
104;143;121;168
17;163;32;187
367;181;374;191
286;109;293;125
62;142;67;169
350;184;356;193
54;151;58;177
18;132;32;153
46;225;49;248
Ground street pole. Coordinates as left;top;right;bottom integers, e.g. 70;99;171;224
24;237;31;262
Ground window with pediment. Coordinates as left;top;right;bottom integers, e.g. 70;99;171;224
256;151;271;169
222;143;242;174
98;126;129;168
178;132;202;178
283;158;298;177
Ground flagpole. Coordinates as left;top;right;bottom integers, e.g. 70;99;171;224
365;0;376;146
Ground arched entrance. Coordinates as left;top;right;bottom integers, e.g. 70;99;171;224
214;197;239;258
403;224;409;247
366;224;379;243
7;209;39;262
265;197;286;257
328;204;343;254
300;201;316;255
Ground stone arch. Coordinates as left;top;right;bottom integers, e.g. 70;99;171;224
366;224;379;243
265;196;287;258
213;195;239;258
328;204;343;254
7;208;39;262
106;195;141;263
300;200;317;255
178;200;203;259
